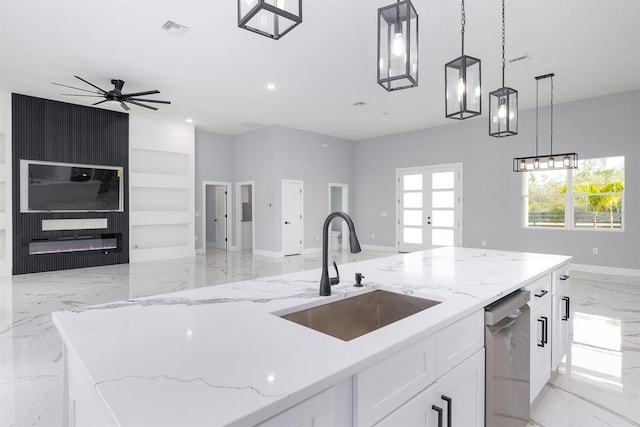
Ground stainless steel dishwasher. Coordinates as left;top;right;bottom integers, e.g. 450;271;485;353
485;289;531;427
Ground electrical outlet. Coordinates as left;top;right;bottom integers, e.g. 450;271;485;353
482;240;487;247
68;392;76;427
593;247;599;255
371;233;375;239
316;235;319;241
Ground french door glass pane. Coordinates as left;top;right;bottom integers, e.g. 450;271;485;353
432;191;454;208
432;210;454;227
403;174;423;191
432;229;454;246
404;192;423;208
432;171;455;189
403;227;422;244
403;210;423;226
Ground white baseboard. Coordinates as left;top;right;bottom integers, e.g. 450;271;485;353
361;244;397;252
571;263;640;278
253;249;283;258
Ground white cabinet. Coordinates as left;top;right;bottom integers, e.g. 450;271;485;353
257;387;337;427
526;275;552;403
375;349;484;427
354;310;484;427
551;264;571;371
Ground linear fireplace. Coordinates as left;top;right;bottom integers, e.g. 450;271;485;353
28;234;121;256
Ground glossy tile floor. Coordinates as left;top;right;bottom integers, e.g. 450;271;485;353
1;249;638;426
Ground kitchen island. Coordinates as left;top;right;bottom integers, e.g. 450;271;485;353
53;247;571;426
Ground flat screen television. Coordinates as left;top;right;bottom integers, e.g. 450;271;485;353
20;160;123;212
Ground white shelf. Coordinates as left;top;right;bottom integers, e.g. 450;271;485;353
131;224;189;249
130;187;189;212
131;148;189;176
130;173;191;189
130;211;192;226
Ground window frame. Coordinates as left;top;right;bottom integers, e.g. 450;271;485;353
521;156;625;232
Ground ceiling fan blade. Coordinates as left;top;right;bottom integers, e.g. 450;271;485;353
74;75;107;94
93;100;109;106
121;89;160;97
125;100;158;111
60;94;104;97
120;102;130;111
126;98;171;104
52;82;101;94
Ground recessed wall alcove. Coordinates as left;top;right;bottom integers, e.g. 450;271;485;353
11;94;129;274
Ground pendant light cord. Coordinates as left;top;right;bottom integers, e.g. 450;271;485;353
535;78;539;157
501;0;505;87
550;75;554;156
461;0;466;54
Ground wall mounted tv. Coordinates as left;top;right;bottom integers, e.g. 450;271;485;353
20;160;123;212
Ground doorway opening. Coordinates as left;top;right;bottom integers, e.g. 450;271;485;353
328;183;349;252
236;181;255;252
202;181;232;252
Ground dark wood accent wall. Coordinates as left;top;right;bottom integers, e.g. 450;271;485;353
12;94;129;274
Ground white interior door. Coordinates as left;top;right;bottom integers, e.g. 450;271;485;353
397;164;462;252
282;180;303;256
214;186;227;250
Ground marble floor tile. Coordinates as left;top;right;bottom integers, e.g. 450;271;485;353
1;249;639;426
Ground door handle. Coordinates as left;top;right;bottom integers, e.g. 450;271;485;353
427;215;432;225
542;316;548;344
441;395;452;427
562;296;570;321
534;289;548;298
432;405;443;427
284;221;290;224
537;318;545;347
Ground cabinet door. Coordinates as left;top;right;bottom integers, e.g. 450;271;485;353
530;298;552;403
551;267;571;371
376;349;484;427
257;387;335;427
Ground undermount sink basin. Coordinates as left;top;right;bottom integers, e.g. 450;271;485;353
278;290;440;341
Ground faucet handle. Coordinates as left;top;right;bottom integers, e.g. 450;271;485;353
330;261;340;286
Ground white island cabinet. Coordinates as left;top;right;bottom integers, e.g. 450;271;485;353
53;248;571;427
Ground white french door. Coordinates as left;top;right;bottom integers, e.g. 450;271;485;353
396;163;462;252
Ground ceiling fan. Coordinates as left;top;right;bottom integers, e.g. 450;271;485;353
52;76;171;111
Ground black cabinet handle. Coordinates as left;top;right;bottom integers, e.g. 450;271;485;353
432;405;443;427
441;395;452;427
542;316;548;344
534;289;548;298
560;274;570;281
562;296;570;321
537;318;545;347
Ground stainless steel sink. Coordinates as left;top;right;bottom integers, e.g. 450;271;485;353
278;290;440;341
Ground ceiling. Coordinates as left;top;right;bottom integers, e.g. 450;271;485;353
1;0;638;141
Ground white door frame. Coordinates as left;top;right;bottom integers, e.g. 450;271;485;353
202;181;232;252
235;180;255;252
281;179;304;256
328;183;349;248
395;163;463;251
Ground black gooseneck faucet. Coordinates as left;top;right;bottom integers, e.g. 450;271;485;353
320;212;361;296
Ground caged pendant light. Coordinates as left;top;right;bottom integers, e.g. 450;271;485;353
377;0;419;91
513;74;578;172
238;0;302;40
489;0;518;137
445;0;481;119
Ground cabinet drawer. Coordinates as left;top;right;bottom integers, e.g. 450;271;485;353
552;263;571;296
353;334;437;427
526;274;551;310
436;310;484;377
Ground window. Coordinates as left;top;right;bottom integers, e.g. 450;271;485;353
522;156;624;230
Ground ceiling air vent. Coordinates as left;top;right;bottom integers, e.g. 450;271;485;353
162;20;190;37
508;54;529;64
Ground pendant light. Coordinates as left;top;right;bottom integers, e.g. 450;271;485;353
489;0;517;137
445;0;481;119
513;74;578;172
377;0;419;91
238;0;302;40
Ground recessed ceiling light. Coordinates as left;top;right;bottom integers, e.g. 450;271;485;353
186;118;193;123
266;83;276;91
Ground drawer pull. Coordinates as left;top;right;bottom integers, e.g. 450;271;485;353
441;395;452;427
432;405;443;427
534;290;548;298
560;274;570;281
562;296;570;321
537;318;545;347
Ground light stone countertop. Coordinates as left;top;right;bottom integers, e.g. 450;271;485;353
52;247;571;426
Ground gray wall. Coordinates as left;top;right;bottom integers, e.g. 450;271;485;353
352;90;640;269
196;125;353;254
194;130;233;251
